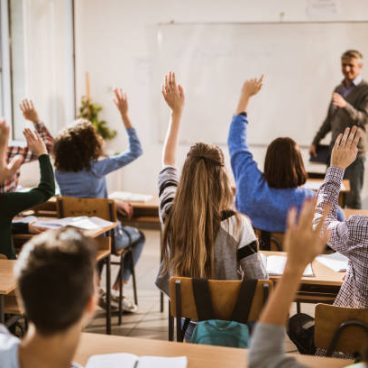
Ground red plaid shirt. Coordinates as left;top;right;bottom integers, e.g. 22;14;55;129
314;166;368;308
1;122;54;193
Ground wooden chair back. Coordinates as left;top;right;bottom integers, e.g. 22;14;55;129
57;196;117;222
169;277;272;322
315;303;368;356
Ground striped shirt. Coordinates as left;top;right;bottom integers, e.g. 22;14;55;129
157;165;267;292
314;166;368;308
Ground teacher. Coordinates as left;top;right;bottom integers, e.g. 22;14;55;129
310;50;368;209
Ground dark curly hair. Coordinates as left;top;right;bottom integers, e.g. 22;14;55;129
54;119;103;172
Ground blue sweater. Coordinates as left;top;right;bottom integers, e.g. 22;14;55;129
228;114;343;232
56;128;143;199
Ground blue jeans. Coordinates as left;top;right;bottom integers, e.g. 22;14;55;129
115;224;145;282
344;155;365;209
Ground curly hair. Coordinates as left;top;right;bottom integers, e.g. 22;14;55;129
54;119;103;172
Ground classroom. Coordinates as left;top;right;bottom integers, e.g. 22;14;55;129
0;0;367;367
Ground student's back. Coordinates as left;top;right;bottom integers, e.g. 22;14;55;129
156;73;267;295
228;77;343;233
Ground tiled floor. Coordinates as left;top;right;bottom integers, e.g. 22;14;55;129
86;229;316;353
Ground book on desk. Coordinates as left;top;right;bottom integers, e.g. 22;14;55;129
261;254;314;277
86;353;187;368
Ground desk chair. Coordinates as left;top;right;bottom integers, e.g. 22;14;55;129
315;304;368;357
57;196;138;326
168;276;272;342
254;228;284;251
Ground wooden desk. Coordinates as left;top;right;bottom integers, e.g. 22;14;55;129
11;218;116;335
262;251;344;305
0;260;17;323
344;208;368;218
74;333;351;367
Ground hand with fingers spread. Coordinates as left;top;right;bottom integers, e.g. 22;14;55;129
284;198;331;273
236;75;264;114
162;71;185;114
0;120;23;184
20;99;40;124
331;126;360;169
23;128;47;157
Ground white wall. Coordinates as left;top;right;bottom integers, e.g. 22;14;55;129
23;0;368;204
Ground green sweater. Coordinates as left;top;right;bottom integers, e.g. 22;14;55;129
0;155;55;259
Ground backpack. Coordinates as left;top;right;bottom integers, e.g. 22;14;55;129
189;278;266;348
287;313;316;355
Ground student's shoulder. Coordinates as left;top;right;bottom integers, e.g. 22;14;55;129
0;325;20;367
220;211;255;240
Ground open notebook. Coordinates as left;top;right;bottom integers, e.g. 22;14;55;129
14;216;113;231
261;254;314;277
316;252;349;272
85;353;187;368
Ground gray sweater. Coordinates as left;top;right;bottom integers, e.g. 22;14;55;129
312;79;368;154
156;166;267;294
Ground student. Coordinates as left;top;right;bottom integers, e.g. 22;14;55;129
288;127;368;356
1;99;54;193
228;77;344;233
0;124;55;259
156;72;267;338
249;198;331;367
0;227;97;368
54;88;143;312
314;126;368;309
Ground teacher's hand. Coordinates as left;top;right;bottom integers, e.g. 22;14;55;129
332;92;347;108
309;144;317;158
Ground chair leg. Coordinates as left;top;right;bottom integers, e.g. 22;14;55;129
168;300;174;341
129;250;138;306
118;255;124;326
296;302;301;314
105;255;112;334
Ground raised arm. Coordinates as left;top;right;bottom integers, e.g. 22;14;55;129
314;127;363;256
0;120;23;184
92;88;143;176
1;128;55;217
228;77;263;182
161;72;185;167
249;199;330;368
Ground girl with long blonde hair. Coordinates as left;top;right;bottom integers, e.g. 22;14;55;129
156;72;267;299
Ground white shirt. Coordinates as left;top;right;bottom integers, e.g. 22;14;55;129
0;325;20;368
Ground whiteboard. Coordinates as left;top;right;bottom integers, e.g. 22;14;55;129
154;22;368;146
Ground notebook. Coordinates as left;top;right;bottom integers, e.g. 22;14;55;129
85;353;187;368
30;216;113;231
109;191;153;202
261;254;314;277
316;252;349;272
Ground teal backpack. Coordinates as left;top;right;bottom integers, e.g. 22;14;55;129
189;278;263;348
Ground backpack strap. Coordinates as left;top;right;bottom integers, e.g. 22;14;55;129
231;279;258;324
192;278;215;321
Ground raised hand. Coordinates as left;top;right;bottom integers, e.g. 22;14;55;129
23;128;47;157
113;88;128;117
241;75;264;97
113;88;132;129
20;99;40;123
284;198;330;272
331;126;360;169
162;72;185;114
0;120;23;184
332;92;347;109
236;75;264;114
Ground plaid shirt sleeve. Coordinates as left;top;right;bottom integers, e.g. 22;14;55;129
1;121;54;193
314;166;368;258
